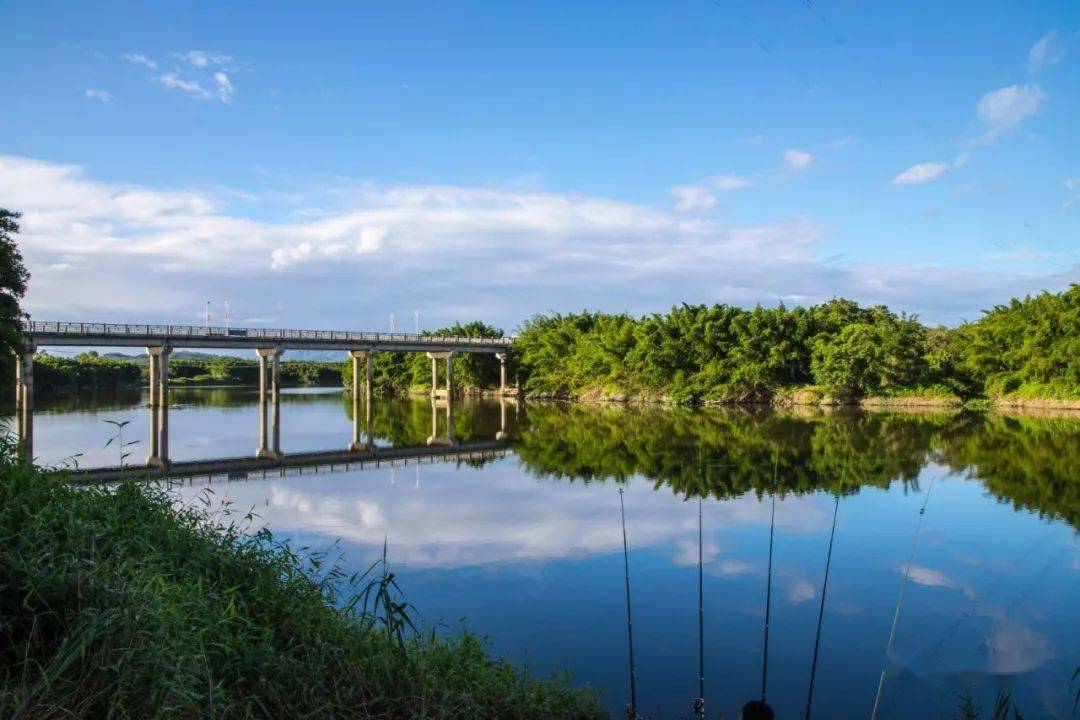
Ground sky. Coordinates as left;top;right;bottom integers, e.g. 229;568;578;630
1;0;1078;331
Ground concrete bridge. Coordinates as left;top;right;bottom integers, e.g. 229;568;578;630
14;320;515;459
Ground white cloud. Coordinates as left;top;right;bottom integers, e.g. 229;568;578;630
213;72;235;102
3;155;1074;328
710;174;756;191
669;185;716;212
976;84;1046;143
783;149;812;171
84;88;113;103
894;162;950;185
1028;31;1065;74
158;72;211;99
893;154;970;185
175;50;233;68
123;52;157;71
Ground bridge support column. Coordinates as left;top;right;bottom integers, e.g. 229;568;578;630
146;346;171;466
348;350;375;451
426;351;456;398
13;346;34;457
255;348;283;459
496;353;507;395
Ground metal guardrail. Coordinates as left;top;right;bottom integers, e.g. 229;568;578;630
25;321;514;347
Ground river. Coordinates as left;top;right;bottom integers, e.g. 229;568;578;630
11;386;1080;719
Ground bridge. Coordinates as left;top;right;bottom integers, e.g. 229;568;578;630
14;320;516;460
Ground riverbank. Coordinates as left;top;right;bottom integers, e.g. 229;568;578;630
0;438;604;719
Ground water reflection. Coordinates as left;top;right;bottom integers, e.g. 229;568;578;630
9;391;1080;718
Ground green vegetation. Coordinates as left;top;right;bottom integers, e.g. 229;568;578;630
0;437;603;719
340;321;505;394
34;352;143;392
0;209;30;387
511;285;1080;405
32;353;346;391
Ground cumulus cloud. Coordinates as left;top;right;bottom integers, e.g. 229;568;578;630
84;88;113;103
1028;31;1065;74
976;84;1046;143
783;149;812;171
3;155;1073;328
669;185;716;212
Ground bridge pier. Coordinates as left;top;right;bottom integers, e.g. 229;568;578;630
13;345;34;457
255;348;282;459
146;346;171;466
427;351;456;398
348;350;376;452
496;352;508;395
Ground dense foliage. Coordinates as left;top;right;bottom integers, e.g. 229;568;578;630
0;438;603;719
341;322;505;394
511;286;1080;402
35;352;143;392
0;209;29;386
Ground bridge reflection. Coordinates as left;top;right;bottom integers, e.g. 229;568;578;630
68;392;515;482
73;438;510;483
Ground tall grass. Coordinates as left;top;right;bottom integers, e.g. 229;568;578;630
0;437;604;719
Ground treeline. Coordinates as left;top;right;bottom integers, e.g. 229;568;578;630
33;353;343;392
512;285;1079;403
338;321;505;393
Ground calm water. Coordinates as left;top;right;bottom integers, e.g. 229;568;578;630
10;388;1080;719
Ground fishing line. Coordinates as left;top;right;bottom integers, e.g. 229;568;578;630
805;490;841;720
870;474;936;720
619;487;639;718
761;454;778;704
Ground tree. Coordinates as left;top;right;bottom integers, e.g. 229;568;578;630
0;209;30;375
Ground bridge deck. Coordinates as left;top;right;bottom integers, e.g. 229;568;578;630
26;321;513;353
69;439;510;483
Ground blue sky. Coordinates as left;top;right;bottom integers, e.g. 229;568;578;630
1;0;1077;330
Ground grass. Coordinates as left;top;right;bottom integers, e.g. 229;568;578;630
0;437;605;719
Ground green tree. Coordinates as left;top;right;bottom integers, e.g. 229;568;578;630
0;209;30;372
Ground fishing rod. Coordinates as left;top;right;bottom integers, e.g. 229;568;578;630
619;487;639;720
805;490;841;720
761;454;779;704
693;495;705;719
870;475;936;720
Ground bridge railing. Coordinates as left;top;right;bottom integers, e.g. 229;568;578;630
25;321;513;347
